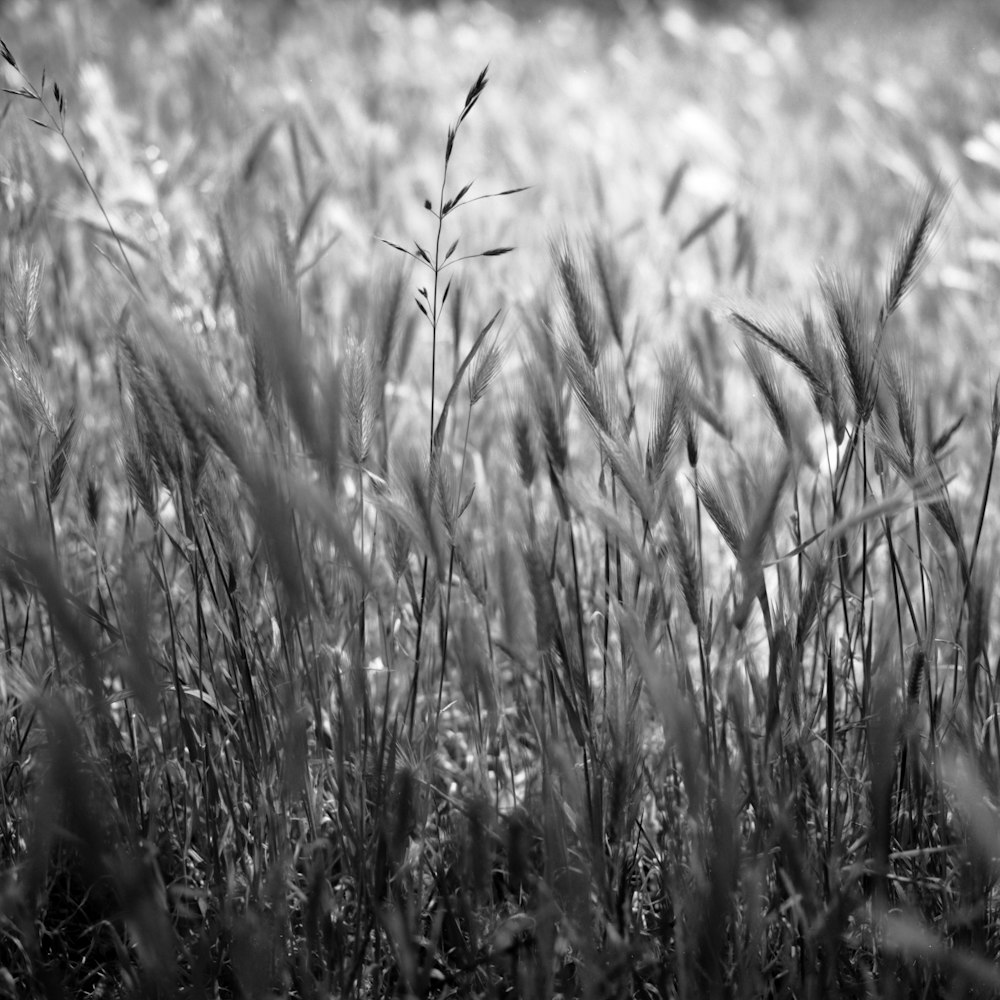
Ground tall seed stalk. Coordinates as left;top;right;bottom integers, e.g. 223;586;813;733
0;40;143;295
381;66;523;737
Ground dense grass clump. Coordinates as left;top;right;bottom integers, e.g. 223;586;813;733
2;1;1000;997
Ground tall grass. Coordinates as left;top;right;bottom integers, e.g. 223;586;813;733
2;3;1000;998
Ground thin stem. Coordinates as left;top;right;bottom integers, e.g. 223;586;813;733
7;58;144;296
409;127;451;742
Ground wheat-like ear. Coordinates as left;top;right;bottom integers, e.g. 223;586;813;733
739;339;792;448
647;356;689;485
740;340;815;466
880;347;918;471
10;249;42;343
131;360;185;487
590;233;629;351
468;333;505;407
664;486;702;633
882;183;946;324
744;458;790;561
345;334;376;468
453;536;488;607
794;556;830;652
386;450;446;572
370;263;408;376
730;308;825;404
697;467;748;558
527;361;568;479
384;511;412;584
507;391;537;489
123;434;158;523
805;311;849;445
522;298;562;396
152;352;203;457
818;267;876;424
561;334;615;439
553;238;600;369
524;543;559;655
1;340;56;437
599;432;655;525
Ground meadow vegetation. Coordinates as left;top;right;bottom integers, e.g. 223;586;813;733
2;0;1000;996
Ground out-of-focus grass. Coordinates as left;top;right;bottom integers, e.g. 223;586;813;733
2;0;1000;997
6;0;999;375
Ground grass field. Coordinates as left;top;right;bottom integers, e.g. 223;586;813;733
3;0;1000;996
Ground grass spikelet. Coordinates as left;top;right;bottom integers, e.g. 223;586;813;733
533;379;568;478
46;410;75;505
906;646;926;705
590;234;629;351
346;334;376;467
454;539;487;607
182;368;249;476
1;343;56;437
525;544;559;654
84;472;102;528
678;200;730;253
522;300;561;392
370;264;408;375
926;489;969;582
595;356;626;439
600;434;655;524
697;468;748;557
384;512;412;583
129;360;184;486
10;249;42;343
665;487;702;632
391;450;445;571
244;457;310;613
882;183;945;324
684;397;699;468
554;240;600;369
660;159;688;218
798;309;849;444
152;352;204;457
454;608;497;724
730;307;827;409
647;356;689;484
818;267;876;424
431;308;502;456
468;333;505;407
687;379;730;443
880;347;918;469
735;457;790;625
741;457;790;569
740;339;793;451
435;455;462;539
246;248;338;472
561;335;614;438
124;445;157;522
509;399;537;489
794;556;829;652
249;335;274;422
